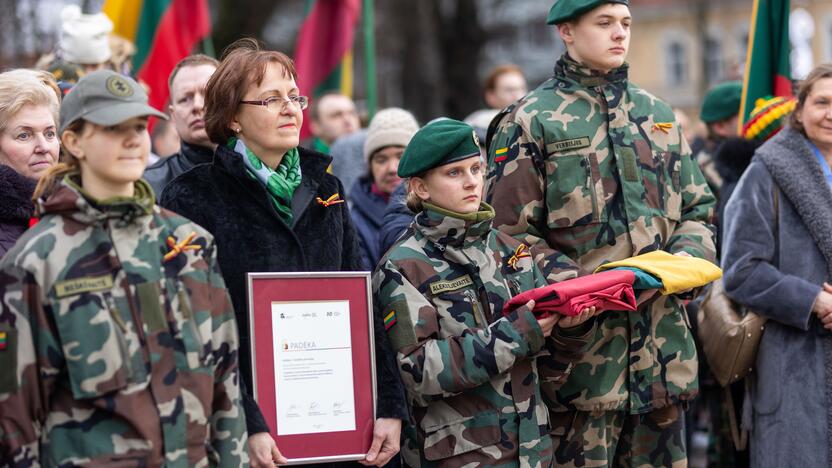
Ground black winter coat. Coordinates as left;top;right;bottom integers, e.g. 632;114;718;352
714;137;761;251
143;140;214;200
0;165;35;259
160;145;408;435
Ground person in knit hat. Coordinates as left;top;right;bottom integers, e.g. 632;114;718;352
57;5;113;74
349;108;419;269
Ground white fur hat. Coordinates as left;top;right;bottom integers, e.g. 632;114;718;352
59;5;113;65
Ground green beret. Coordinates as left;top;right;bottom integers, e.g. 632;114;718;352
398;119;481;178
547;0;629;25
700;81;743;123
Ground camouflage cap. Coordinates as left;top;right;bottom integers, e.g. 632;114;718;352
547;0;629;25
59;69;167;134
700;80;742;123
398;119;481;178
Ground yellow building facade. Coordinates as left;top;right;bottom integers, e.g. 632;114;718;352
628;0;832;122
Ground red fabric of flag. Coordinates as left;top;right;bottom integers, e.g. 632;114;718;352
503;270;637;318
294;0;361;139
137;0;211;127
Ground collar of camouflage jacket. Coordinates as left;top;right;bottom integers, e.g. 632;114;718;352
416;202;495;248
37;172;155;226
555;54;629;88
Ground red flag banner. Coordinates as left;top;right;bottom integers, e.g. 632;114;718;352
294;0;361;139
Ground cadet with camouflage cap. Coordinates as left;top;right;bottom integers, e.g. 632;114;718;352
0;70;248;466
485;0;716;465
375;119;597;467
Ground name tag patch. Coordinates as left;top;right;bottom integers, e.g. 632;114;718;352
429;275;474;295
54;275;114;298
547;137;591;154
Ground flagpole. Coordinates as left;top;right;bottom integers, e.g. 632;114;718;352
363;0;377;120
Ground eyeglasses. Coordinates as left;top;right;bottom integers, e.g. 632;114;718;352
240;95;309;112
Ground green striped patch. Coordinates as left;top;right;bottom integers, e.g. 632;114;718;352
383;310;397;330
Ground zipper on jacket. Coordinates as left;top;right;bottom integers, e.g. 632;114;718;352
104;291;133;378
463;289;488;327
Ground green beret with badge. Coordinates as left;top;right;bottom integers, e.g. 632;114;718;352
59;69;167;134
397;118;482;178
547;0;629;25
700;80;743;123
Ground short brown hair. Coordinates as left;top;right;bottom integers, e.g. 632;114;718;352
308;90;348;122
204;38;297;145
790;63;832;135
483;64;524;93
167;54;219;91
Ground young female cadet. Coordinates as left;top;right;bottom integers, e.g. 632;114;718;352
0;70;248;467
373;119;598;467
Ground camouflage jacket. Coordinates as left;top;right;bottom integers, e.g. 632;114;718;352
373;202;593;468
485;56;717;415
0;176;248;467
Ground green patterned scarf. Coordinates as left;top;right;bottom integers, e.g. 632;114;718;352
230;138;301;224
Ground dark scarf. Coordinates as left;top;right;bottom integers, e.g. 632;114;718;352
0;165;36;223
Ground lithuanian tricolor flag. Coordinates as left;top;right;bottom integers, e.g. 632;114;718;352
738;0;792;132
103;0;212;119
294;0;362;140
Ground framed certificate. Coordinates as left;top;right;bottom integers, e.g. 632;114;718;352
247;272;377;465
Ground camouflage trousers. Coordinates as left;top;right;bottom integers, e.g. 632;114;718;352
550;404;687;467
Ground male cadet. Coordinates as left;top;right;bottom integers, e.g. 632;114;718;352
307;91;361;154
144;54;218;199
485;0;716;466
695;80;742;196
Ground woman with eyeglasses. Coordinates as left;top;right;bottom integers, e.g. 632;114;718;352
161;39;408;468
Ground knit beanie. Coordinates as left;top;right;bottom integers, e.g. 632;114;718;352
742;96;796;141
59;5;113;65
363;108;419;162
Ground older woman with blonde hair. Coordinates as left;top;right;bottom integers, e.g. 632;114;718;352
0;69;61;257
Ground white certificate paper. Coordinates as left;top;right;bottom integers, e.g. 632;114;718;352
272;300;356;435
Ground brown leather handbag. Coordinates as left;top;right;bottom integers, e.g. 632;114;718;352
697;186;778;388
697;279;767;387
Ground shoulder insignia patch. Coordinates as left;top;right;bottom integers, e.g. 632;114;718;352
0;326;17;392
385;300;417;350
429;274;473;295
495;147;509;162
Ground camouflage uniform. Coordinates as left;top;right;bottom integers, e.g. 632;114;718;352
0;176;248;467
486;56;716;466
374;202;593;468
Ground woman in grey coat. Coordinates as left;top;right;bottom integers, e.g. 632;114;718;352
722;63;832;467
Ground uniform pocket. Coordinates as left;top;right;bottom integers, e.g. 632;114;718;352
52;291;132;399
165;278;209;370
418;397;501;461
435;288;486;331
660;152;682;221
544;152;605;228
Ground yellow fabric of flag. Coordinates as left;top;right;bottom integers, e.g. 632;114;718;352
595;250;722;295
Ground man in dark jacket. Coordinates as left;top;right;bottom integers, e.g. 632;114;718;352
349;108;418;270
144;55;218;198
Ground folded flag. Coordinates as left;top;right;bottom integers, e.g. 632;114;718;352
595;250;722;295
612;267;664;290
503;269;637;318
